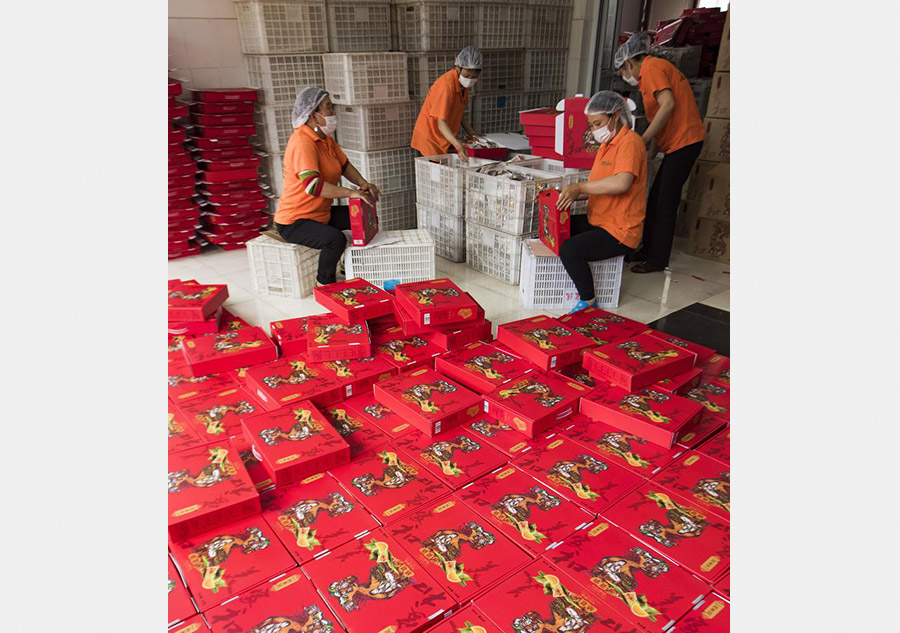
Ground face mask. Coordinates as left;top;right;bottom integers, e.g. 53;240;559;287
624;74;639;86
592;122;615;144
317;114;337;135
459;76;478;88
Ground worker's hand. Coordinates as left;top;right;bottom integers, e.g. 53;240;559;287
359;181;381;203
454;142;470;162
557;183;582;210
348;188;375;206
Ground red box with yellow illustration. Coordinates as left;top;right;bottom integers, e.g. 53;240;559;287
465;415;552;458
387;495;531;603
683;381;730;422
302;529;456;633
654;366;704;396
497;315;594;371
554;361;598;391
537;189;571;256
244;356;344;411
652;451;730;522
168;282;228;322
696;427;729;465
374;326;445;372
645;329;717;364
269;315;310;356
168;554;196;626
177;385;264;442
349;196;379;246
427;316;493;351
168;361;237;404
168;306;221;336
676;413;726;451
305;313;372;362
483;369;589;438
168;403;205;455
582;333;697;392
181;326;279;377
230;433;276;493
393;428;507;490
314;353;398;400
260;471;379;564
374;367;483;436
394;278;481;327
698;354;729;386
671;593;730;632
167;441;261;541
240;401;350;488
580;382;704;449
557;307;647;357
314;277;395;324
321;403;390;458
343;391;419;440
435;341;538;394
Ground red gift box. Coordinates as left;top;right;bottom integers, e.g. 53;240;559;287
465;415;551;458
192;88;259;102
199;166;259;183
464;144;506;159
240;401;351;487
169;514;295;612
168;554;196;626
194;145;255;161
177;385;264;441
560;96;601;169
200;156;262;172
604;484;730;583
167;362;237;404
645;329;717;364
513;436;643;514
374;326;445;372
314;353;398;400
426;315;491;351
167;441;260;541
558;306;647;343
305;313;372;362
314;277;395;323
684;381;730;422
198;178;259;194
497;315;594;371
537;189;571;256
169;615;211;633
302;529;456;632
545;521;711;632
190;111;255;126
269;316;310;356
652;451;730;522
554;361;598;390
245;356;344;411
193;124;256;139
190;135;253;150
698;354;729;386
181;327;278;377
714;574;729;599
169;79;182;95
393;428;507;490
582;333;697;391
580;382;704;449
387;495;531;603
349;196;379;246
435;341;538;395
170;103;189;118
394;278;481;328
343;391;419;439
321;403;391;457
259;471;379;564
696;427;729;464
168;404;206;455
676;412;726;451
230;433;276;492
330;444;451;523
654;366;704;396
368;312;399;336
427;605;499;633
168;306;222;337
457;465;593;556
520;106;558;127
671;594;730;632
168;283;228;322
374;367;483;436
483;369;589;438
192;101;256;114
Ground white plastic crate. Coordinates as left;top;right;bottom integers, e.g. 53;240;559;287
520;239;623;309
471;93;525;134
345;229;435;287
264;151;284;195
416;204;465;262
475;1;527;49
523;90;564;110
512;157;589;214
322;53;409;105
392;0;477;52
247;233;319;298
474;50;525;95
246;54;325;105
524;50;567;92
465;221;532;285
325;1;391;52
342;147;416;193
259;104;294;152
414;154;499;217
334;101;417;151
526;0;574;50
374;189;416;230
407;52;456;101
465;164;564;235
234;0;329;54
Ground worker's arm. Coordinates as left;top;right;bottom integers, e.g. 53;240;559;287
641;88;675;145
299;175;374;206
437;117;468;162
342;162;381;202
557;173;635;209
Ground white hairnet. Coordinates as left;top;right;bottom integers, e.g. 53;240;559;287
455;46;483;70
584;91;636;129
292;86;328;128
614;32;652;69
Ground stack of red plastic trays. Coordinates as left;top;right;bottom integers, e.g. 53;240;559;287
189;88;269;251
168;79;200;259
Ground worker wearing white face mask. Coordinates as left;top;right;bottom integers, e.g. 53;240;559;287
411;45;483;162
274;86;382;285
556;92;647;313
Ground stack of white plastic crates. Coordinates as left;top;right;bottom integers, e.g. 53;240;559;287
520;239;623;309
345;229;436;287
522;0;573;112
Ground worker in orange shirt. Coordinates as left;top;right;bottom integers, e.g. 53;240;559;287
274;86;381;285
557;92;647;313
411;46;483;161
615;32;706;274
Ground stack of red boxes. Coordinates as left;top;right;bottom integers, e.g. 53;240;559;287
169;79;200;259
189;88;268;250
520;105;562;160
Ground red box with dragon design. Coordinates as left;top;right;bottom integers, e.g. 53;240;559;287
582;333;697;391
168;307;222;336
269;316;309;356
244;356;344;411
394;278;481;327
240;401;351;488
168;361;237;404
427;316;493;351
651;452;730;523
483;369;590;438
671;594;730;632
435;341;538;394
168;403;206;455
176;385;264;442
374;326;445;372
374;367;483;436
654;366;703;396
675;413;726;452
168;282;228;321
558;306;648;343
230;433;276;493
393;428;508;490
321;403;391;458
698;354;729;387
695;427;729;465
714;574;729;599
497;315;594;371
181;327;279;377
312;352;398;400
683;381;730;423
386;495;531;603
644;329;717;364
168;554;196;626
464;415;554;458
305;313;372;362
537;189;570;256
314;277;395;324
302;529;456;633
343;391;419;440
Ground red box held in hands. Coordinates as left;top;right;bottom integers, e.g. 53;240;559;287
537;189;570;255
497;315;594;371
349;196;379;246
394;278;481;327
305;313;372;362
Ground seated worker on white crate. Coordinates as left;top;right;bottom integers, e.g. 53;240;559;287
556;91;648;313
273;86;382;285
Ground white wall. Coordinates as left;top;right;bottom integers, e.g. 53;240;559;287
168;0;248;91
566;0;594;96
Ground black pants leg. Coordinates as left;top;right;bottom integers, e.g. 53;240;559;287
644;141;704;267
559;215;633;302
275;205;351;285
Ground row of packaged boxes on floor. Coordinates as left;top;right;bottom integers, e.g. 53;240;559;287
168;275;730;632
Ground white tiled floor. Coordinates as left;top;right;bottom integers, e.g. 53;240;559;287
168;237;729;332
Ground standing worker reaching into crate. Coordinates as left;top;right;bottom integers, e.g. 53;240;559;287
411;46;484;162
615;32;706;274
274;86;383;286
556;92;647;313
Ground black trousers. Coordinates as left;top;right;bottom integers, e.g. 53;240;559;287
642;140;704;267
559;215;633;302
275;205;350;285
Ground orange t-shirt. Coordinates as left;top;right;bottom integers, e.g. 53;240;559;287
274;125;349;225
411;69;469;156
586;125;648;249
639;55;706;154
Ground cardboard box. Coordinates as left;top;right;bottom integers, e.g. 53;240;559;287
395;278;481;327
653;366;703;396
644;329;717;363
168;615;211;633
457;466;594;556
582;332;697;391
537;189;570;256
696;427;729;465
244;356;345;411
259;471;379;564
698;354;729;386
168;441;261;541
557;96;600;169
304;313;372;362
314;277;395;324
689;159;729;222
169;514;295;612
497;315;594;371
715;11;730;71
685;160;716;202
230;433;276;492
687;217;729;264
321;403;391;458
676;413;726;451
435;341;538;394
546;521;710;632
349;196;379;246
181;327;279;377
177;386;264;441
393;428;508;490
167;363;237;404
671;593;730;632
168;404;206;455
514;436;643;514
168;283;228;322
465;415;553;458
302;529;456;633
168;554;196;626
269;316;309;356
653;451;730;522
374;326;445;372
684;381;730;422
343;391;419;439
426;605;499;633
240;402;351;487
374;367;483;436
558;306;647;342
483;369;589;438
603;484;730;583
698;118;729;163
204;571;341;633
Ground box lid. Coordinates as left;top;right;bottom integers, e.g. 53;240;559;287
498;315;594;363
436;341;538;394
375;367;483;429
675;413;726;451
683;381;730;421
393;428;508;489
177;385;264;440
314;277;393;318
306;313;371;351
651;451;730;522
395;278;480;326
343;391;419;439
583;333;698;386
483;369;589;432
581;382;705;442
181;327;277;372
168;283;228;320
464;416;551;458
245;356;344;408
320;403;390;457
645;329;717;363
